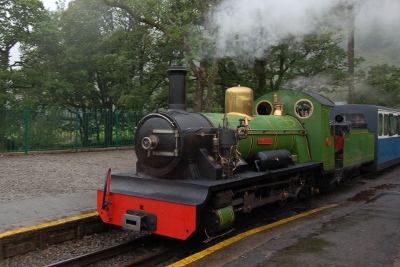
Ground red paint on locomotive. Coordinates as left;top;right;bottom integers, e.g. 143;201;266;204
97;190;197;240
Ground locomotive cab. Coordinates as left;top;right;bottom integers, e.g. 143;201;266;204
330;111;374;171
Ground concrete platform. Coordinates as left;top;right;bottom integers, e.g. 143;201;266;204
0;192;96;231
0;149;135;230
0;149;135;259
167;169;400;267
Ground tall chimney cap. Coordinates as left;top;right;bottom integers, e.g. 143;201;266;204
166;66;188;74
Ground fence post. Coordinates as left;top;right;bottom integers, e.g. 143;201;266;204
115;110;119;149
75;108;79;152
24;106;29;155
1;105;4;153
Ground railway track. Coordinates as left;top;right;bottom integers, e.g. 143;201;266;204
43;198;310;267
44;234;183;267
0;192;304;265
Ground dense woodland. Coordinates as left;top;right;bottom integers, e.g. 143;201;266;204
1;0;400;113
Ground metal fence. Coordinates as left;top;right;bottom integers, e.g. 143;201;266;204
0;105;145;154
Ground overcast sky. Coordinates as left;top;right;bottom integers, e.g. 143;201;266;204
41;0;71;11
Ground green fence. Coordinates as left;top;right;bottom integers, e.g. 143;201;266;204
0;105;145;154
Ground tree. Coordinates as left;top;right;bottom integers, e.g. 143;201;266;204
358;64;400;108
103;0;221;112
215;31;356;101
0;0;48;105
278;32;352;92
13;0;185;145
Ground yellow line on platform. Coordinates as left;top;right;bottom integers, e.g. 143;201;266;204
0;211;99;239
168;203;338;267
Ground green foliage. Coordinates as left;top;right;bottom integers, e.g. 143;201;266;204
357;64;400;108
0;105;143;152
0;0;47;66
3;0;399;113
11;0;169;112
214;31;354;103
0;0;49;105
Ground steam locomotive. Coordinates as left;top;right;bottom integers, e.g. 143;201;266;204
97;66;400;240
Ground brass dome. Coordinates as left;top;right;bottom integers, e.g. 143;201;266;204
225;86;254;118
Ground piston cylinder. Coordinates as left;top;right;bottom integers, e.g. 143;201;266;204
202;206;235;235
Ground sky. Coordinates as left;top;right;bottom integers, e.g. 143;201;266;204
41;0;57;10
41;0;70;11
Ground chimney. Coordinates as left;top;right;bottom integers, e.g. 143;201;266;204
166;66;188;111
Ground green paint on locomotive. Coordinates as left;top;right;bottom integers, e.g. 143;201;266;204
342;128;374;167
203;112;311;163
206;89;375;172
254;90;335;171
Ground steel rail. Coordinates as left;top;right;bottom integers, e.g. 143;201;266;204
44;234;165;267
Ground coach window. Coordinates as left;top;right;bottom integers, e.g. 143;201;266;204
389;114;395;136
379;113;383;136
384;114;389;136
398;115;400;134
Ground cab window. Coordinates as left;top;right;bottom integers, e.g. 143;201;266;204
294;100;313;118
256;101;273;115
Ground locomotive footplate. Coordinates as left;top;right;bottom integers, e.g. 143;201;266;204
107;172;211;205
106;161;322;204
97;161;322;239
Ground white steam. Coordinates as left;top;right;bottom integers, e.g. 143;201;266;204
210;0;400;58
211;0;342;57
356;0;400;29
355;0;400;42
